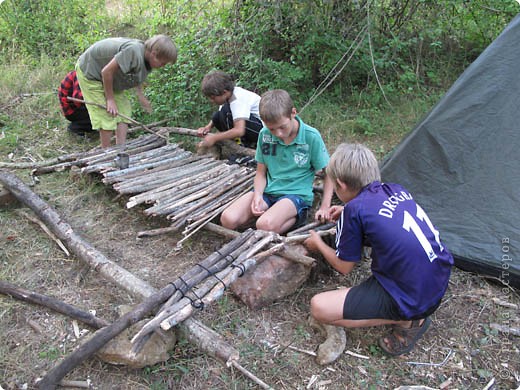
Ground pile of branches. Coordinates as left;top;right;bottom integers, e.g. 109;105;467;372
77;135;254;241
130;228;279;354
32;134;167;175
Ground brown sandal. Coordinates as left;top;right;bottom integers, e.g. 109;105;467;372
378;317;431;356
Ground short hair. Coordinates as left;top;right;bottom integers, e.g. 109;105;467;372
327;143;381;190
201;71;235;97
145;35;177;64
259;89;294;123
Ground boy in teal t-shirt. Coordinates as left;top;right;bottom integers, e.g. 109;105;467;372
220;89;333;234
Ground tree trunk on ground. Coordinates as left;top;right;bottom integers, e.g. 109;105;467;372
0;170;234;388
0;170;155;298
0;281;109;329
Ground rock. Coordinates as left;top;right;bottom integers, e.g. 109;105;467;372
308;316;347;365
230;245;311;310
96;305;177;368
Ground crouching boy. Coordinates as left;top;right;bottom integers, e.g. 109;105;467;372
304;143;453;357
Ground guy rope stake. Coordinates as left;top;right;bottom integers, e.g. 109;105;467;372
66;97;169;141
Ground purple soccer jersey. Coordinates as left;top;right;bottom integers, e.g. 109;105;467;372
335;181;453;319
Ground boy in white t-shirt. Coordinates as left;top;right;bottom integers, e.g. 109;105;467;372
197;71;263;149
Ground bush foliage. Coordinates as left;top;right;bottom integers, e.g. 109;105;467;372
0;0;517;125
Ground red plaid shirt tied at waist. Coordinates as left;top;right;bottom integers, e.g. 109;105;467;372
58;70;84;116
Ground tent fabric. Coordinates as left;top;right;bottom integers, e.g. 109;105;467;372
380;14;520;288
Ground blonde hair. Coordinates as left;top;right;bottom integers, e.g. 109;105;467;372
201;70;235;97
145;35;177;63
259;89;294;123
327;143;381;190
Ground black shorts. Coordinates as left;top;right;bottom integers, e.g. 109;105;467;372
343;276;441;321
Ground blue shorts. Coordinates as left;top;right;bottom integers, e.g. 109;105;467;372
262;193;310;227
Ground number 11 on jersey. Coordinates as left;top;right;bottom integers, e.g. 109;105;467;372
402;204;444;262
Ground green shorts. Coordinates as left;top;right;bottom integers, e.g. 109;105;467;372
75;64;131;131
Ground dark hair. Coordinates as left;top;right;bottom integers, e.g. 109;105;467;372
201;71;235;97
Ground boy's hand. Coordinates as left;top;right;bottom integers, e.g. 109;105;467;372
251;194;268;216
135;85;152;113
329;205;344;222
197;134;217;148
197;126;211;137
138;97;153;114
315;207;331;223
106;98;118;116
304;230;324;252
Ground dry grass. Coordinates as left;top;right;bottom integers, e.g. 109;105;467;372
1;65;519;390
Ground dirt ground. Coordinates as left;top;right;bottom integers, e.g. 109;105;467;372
0;116;518;390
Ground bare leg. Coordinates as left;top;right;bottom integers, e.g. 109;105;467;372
220;192;255;230
310;288;411;328
256;198;297;234
115;122;128;145
99;130;112;148
311;288;429;357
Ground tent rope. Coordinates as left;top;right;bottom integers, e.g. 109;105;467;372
366;2;408;130
300;25;367;113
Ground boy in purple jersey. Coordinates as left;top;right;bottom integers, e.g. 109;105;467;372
304;143;453;357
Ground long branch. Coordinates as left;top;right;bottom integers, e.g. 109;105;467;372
67;97;168;141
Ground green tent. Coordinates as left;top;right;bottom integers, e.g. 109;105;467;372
380;14;520;288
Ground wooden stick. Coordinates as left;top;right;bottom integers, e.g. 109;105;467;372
127;164;228;208
0;153;82;169
16;210;70;257
286;221;322;236
280;246;316;267
283;227;336;244
128;117;173;133
156;126;198;137
203;222;241;239
67;97;168;141
136;225;179;238
0;280;109;329
157;127;256;158
286;345;317;357
177;317;239;363
57;380;91;389
344;350;370;360
229;360;273;390
37;283;178;389
27;319;44;334
33;136;165;175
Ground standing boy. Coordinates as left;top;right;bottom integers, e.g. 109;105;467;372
197;70;263;149
304;143;453;358
76;35;177;148
220;89;334;234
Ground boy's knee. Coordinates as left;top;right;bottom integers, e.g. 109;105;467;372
256;216;281;233
310;295;328;323
220;211;235;230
